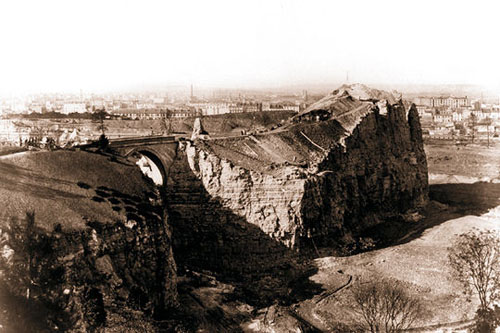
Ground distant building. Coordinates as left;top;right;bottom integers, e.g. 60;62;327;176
91;100;105;109
414;96;469;110
416;105;428;116
135;103;156;109
413;97;433;107
169;108;197;118
262;102;299;112
62;103;87;114
111;108;197;120
228;103;243;114
433;110;452;124
45;101;54;112
228;102;262;114
480;108;500;120
431;96;469;108
206;103;230;115
29;103;43;113
243;102;262;113
152;97;166;104
112;109;162;120
452;109;470;122
188;102;262;116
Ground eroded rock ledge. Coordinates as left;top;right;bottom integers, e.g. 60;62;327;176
168;85;428;257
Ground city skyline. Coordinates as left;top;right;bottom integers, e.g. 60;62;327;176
0;0;499;94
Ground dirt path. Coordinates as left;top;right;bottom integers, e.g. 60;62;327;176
314;274;352;304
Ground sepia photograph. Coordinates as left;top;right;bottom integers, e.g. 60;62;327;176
0;0;499;332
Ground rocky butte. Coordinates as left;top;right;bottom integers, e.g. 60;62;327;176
167;83;429;277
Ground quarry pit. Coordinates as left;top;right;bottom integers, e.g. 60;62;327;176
0;84;453;332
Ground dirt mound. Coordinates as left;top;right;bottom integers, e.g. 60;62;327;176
199;118;346;175
293;83;399;122
335;83;400;103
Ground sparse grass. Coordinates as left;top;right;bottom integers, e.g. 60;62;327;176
77;181;91;189
91;196;106;203
426;143;500;181
298;202;500;331
0;150;156;231
108;197;121;205
0;145;27;156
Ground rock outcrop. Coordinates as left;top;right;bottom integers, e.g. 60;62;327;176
168;84;428;255
0;195;177;331
0;151;178;331
191;117;210;140
165;147;316;304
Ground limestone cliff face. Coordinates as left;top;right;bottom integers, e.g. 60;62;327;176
0;191;177;331
301;103;428;245
166;147;299;277
170;85;428;253
185;142;306;247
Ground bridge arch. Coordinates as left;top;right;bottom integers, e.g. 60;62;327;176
127;147;168;186
107;136;179;187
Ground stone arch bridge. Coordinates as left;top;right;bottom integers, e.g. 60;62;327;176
107;135;182;185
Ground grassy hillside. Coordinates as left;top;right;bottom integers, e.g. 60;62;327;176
0;145;26;156
0;149;168;331
0;150;156;231
426;143;500;182
122;110;296;137
10;111;296;141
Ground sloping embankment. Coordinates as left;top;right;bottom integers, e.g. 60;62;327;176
0;151;177;331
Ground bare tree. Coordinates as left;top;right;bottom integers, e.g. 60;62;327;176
469;113;477;143
448;229;500;311
161;108;172;135
92;109;109;150
484;117;493;148
93;109;108;137
351;279;424;332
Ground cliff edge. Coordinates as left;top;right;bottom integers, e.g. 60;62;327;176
168;84;428;264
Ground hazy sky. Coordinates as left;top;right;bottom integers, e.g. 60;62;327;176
0;0;499;94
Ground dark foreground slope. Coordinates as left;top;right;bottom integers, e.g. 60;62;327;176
0;151;177;331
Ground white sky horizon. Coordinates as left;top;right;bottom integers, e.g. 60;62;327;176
0;0;499;95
